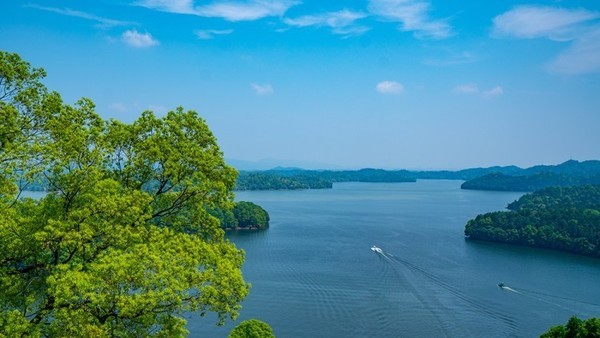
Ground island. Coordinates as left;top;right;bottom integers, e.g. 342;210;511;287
209;201;270;230
464;185;600;257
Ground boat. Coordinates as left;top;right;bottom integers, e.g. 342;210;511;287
498;282;505;288
371;245;383;254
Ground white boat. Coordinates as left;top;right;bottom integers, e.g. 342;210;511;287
371;245;383;254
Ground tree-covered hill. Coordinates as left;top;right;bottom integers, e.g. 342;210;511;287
461;160;600;191
464;185;600;257
234;168;416;190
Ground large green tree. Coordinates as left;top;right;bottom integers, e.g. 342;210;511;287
0;52;248;337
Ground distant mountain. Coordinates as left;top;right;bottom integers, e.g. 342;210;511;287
225;158;342;171
233;160;600;191
461;160;600;191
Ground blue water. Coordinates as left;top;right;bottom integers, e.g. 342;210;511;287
185;180;600;337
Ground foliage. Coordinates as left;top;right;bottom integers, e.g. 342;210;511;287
0;52;249;336
207;206;239;229
540;316;600;337
228;319;275;338
233;202;270;229
465;185;600;257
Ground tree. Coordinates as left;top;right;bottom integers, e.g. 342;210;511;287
540;316;600;337
228;319;275;338
0;52;249;337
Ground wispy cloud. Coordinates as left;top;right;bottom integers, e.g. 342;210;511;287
367;0;452;39
194;29;234;39
284;9;369;36
134;0;196;14
482;86;503;98
492;6;599;41
27;4;136;29
453;84;503;98
453;84;479;94
376;81;404;94
136;0;299;21
110;102;129;113
251;83;274;95
492;5;600;74
423;51;478;67
122;30;159;47
548;27;600;74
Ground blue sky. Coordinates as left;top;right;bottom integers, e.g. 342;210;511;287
2;0;600;169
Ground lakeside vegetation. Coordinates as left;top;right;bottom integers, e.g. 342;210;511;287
465;185;600;257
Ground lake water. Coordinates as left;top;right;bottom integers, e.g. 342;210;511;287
187;180;600;337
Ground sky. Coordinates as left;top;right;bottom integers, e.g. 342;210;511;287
1;0;600;170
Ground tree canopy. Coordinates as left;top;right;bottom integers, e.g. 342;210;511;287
0;51;249;336
228;319;275;338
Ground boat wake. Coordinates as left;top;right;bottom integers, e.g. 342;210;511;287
498;284;521;294
371;245;518;335
497;282;599;314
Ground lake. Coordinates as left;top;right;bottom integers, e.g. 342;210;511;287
187;180;600;337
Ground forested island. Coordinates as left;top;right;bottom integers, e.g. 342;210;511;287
209;201;270;230
464;185;600;257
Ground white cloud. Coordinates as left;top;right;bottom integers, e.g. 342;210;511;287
453;84;503;98
194;29;234;39
284;9;369;36
251;83;274;95
548;27;600;74
135;0;196;14
492;5;600;74
376;81;404;94
482;86;503;98
27;5;136;29
367;0;452;39
136;0;299;21
122;30;159;47
110;102;129;113
453;84;479;94
423;51;478;67
147;104;168;114
492;6;599;41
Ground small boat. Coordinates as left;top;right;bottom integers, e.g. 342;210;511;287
371;245;383;254
498;282;505;288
